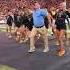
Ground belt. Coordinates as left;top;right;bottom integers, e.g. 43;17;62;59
35;25;44;28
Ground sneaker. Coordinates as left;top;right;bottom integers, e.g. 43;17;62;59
8;35;12;38
19;40;24;43
43;47;49;52
15;37;19;42
57;48;65;56
56;41;59;46
28;47;35;53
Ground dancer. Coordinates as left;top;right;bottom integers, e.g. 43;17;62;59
6;11;13;38
55;2;70;56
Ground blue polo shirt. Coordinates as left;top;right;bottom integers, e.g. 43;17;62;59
33;9;48;27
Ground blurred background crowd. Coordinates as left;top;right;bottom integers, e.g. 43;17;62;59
0;0;70;19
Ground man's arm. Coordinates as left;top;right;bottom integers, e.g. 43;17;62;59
42;9;52;27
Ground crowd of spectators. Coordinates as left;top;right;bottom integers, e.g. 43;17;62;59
0;0;70;19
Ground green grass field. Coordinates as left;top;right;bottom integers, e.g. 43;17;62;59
0;65;17;70
0;28;6;32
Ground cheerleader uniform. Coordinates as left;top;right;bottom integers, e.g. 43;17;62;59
6;15;13;26
55;10;67;31
22;14;33;31
14;14;21;28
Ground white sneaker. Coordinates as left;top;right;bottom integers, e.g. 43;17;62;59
28;47;35;53
43;47;49;52
19;40;24;43
56;41;59;46
8;35;12;38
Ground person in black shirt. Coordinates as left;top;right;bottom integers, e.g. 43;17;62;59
55;2;70;56
14;8;33;43
6;12;13;38
14;13;21;28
